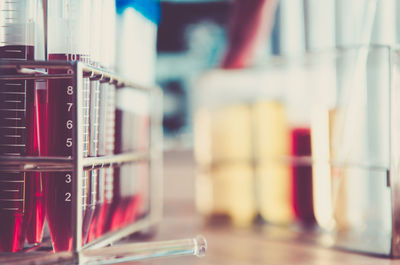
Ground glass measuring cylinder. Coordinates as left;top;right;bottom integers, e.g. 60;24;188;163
93;83;116;238
0;0;39;252
46;0;92;251
102;89;150;232
46;54;90;252
89;0;117;240
83;0;103;243
25;80;47;245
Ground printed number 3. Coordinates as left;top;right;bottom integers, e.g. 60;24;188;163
65;174;72;183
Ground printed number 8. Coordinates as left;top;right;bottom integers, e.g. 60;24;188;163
67;86;73;95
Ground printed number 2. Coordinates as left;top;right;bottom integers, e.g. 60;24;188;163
65;192;71;202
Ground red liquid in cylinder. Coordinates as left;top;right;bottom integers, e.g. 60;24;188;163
26;86;47;244
136;161;150;217
89;83;116;241
291;128;315;225
46;53;91;251
119;113;150;227
105;109;136;231
0;45;36;252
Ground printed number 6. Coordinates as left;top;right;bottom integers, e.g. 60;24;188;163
66;120;73;129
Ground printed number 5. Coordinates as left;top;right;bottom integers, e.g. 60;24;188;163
66;138;72;147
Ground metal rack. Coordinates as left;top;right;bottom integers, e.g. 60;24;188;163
0;60;163;252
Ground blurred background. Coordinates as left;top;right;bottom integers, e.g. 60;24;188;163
154;0;400;258
157;0;230;145
157;0;400;144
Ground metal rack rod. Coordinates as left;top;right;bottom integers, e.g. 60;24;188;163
82;151;150;169
0;74;73;80
0;156;72;165
0;60;154;91
0;151;150;172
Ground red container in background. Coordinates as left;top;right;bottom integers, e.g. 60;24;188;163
291;128;315;225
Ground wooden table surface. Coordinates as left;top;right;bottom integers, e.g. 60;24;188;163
134;150;400;265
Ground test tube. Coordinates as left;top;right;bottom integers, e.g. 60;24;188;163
0;0;37;252
26;0;47;244
278;0;316;225
290;128;315;225
25;80;47;245
0;235;206;264
88;0;117;239
111;0;159;230
305;0;337;231
82;0;103;244
95;83;116;237
80;235;206;265
131;91;151;221
46;0;91;251
106;89;149;231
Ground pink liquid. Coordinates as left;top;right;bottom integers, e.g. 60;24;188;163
46;53;91;251
86;169;102;242
105;109;133;231
136;161;150;217
95;168;114;237
89;84;116;241
0;45;35;252
106;168;122;232
46;54;75;251
291;128;315;225
118;165;141;227
110;112;150;229
26;86;47;244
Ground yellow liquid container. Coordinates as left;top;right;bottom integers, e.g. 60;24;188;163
194;104;256;226
329;109;349;231
253;101;294;224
